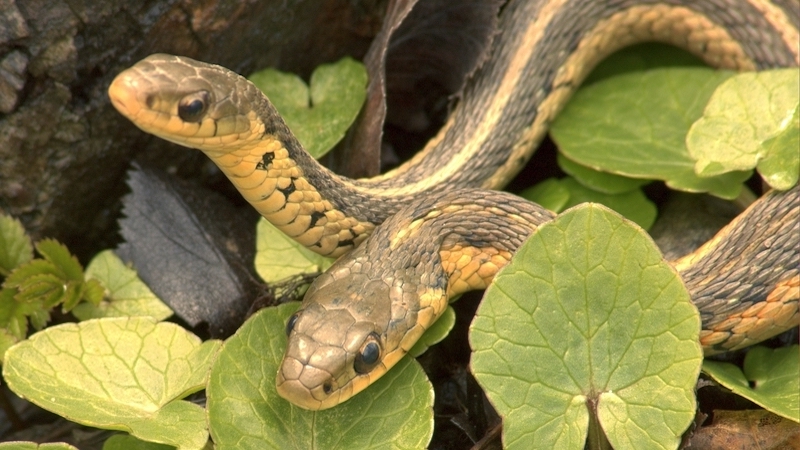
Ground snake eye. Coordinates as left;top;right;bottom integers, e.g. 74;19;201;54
354;332;382;374
285;312;300;336
178;91;210;122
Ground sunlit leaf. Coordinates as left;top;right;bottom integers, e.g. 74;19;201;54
102;434;176;450
471;204;702;449
520;177;657;230
73;250;172;321
254;218;334;284
551;68;748;199
519;178;569;212
0;442;79;450
3;318;220;449
703;346;800;422
249;58;367;159
686;69;799;190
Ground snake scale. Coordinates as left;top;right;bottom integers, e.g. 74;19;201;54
108;0;800;410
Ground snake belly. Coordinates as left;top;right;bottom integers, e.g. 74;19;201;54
107;0;800;410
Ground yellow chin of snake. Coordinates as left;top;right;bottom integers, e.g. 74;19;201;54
108;60;262;156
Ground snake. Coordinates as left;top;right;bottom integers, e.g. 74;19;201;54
108;0;800;410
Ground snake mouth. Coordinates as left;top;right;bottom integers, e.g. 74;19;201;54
108;69;200;147
108;72;141;120
275;359;344;410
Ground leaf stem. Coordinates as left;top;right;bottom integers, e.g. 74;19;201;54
586;397;613;450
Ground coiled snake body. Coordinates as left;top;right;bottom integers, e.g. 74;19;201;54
109;0;800;410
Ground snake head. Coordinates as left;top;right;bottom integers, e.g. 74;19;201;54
276;272;391;409
276;261;439;410
108;54;261;152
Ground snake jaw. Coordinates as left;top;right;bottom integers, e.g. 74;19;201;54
276;352;347;410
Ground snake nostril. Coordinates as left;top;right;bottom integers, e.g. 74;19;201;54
322;381;333;395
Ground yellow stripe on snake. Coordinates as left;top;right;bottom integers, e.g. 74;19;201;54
108;0;800;410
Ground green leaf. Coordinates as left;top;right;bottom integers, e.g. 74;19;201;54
0;326;19;364
2;318;221;449
3;259;61;289
759;105;800;190
28;308;50;331
0;442;79;450
557;153;651;194
254;218;334;284
3;247;97;313
0;287;43;341
249;58;367;159
519;178;570;212
206;303;434;450
470;204;702;450
14;273;64;306
72;250;173;321
520;177;657;230
82;278;106;305
35;239;84;281
686;69;799;190
12;276;87;314
102;435;176;450
409;305;455;358
551;67;750;199
60;281;84;311
703;346;799;422
557;177;657;230
0;214;33;277
584;43;704;85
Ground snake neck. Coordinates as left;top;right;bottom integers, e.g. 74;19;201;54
201;91;390;257
327;189;557;351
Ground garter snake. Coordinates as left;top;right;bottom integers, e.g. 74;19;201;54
108;0;800;410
